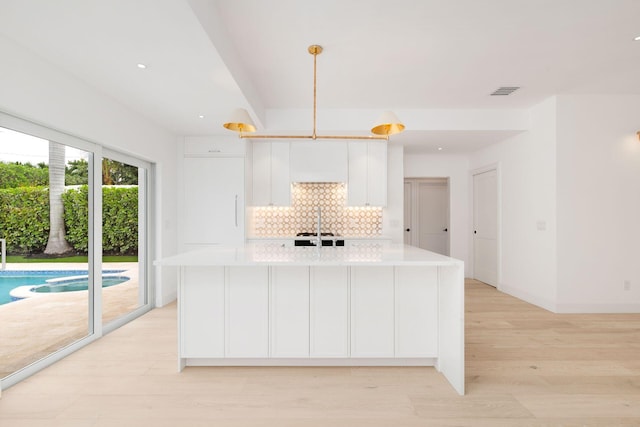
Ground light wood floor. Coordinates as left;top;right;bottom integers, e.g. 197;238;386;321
1;279;640;426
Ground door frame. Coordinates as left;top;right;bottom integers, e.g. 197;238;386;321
404;177;450;255
469;163;501;288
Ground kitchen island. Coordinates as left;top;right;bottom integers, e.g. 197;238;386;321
156;242;464;394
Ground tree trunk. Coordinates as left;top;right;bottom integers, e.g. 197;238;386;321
44;141;73;255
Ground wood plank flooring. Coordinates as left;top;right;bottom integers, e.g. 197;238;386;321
1;279;640;425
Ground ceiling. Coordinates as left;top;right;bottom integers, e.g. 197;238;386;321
0;0;639;154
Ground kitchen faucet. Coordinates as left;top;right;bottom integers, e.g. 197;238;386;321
313;206;322;247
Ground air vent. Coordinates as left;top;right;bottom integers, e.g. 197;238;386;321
490;86;520;96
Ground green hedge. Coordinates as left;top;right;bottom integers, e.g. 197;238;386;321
0;186;138;255
63;186;139;255
0;187;50;253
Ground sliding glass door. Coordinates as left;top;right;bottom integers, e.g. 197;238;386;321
0;128;92;380
0;113;153;390
101;151;149;328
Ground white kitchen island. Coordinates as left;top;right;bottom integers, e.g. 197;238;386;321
156;243;465;395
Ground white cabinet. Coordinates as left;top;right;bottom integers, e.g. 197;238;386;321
290;142;348;182
395;267;438;357
350;266;395;357
310;266;350;357
180;267;225;357
252;142;291;206
347;142;387;206
184;136;245;157
182;157;244;245
270;266;309;357
225;266;269;357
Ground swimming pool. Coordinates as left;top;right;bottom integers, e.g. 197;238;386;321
0;270;126;305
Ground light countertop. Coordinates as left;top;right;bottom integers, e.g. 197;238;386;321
155;243;463;267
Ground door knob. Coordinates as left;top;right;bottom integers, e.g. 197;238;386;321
405;228;410;232
474;230;477;234
443;228;448;232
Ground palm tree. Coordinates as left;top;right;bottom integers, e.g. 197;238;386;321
44;141;72;255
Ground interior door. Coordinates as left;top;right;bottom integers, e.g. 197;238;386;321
473;169;498;286
416;181;449;255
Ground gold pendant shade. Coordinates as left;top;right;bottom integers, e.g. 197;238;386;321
223;44;405;141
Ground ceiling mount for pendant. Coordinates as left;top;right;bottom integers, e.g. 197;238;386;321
223;44;405;141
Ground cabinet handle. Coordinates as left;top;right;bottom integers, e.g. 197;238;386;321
208;149;221;153
235;195;238;227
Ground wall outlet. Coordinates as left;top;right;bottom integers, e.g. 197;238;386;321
624;280;631;291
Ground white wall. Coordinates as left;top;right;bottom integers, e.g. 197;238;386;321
470;97;558;311
556;94;640;312
0;34;179;306
404;153;470;275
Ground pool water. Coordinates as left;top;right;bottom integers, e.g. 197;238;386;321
33;276;128;293
0;270;125;305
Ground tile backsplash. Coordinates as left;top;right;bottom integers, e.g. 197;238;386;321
251;183;382;237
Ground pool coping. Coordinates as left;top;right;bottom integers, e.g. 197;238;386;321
8;272;130;300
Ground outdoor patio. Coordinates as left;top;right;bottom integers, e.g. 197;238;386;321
0;262;140;379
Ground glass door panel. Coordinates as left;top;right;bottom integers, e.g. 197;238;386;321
101;156;147;325
0;128;91;379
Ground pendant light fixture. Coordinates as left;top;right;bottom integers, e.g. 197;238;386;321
223;44;405;141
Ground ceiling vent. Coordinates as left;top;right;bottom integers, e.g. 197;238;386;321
490;86;520;96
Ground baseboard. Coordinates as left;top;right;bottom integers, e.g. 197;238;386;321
156;290;177;307
184;357;438;367
555;303;640;314
498;283;557;312
499;283;640;313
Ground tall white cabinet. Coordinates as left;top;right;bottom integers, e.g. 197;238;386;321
181;138;246;246
251;141;290;206
347;142;387;206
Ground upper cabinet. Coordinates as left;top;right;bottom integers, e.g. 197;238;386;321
347;142;387;207
251;142;291;206
290;142;348;182
184;136;246;157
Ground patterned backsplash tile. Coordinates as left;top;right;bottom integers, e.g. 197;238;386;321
251;183;382;237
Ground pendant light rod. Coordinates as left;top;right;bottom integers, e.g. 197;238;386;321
309;44;321;140
223;44;404;141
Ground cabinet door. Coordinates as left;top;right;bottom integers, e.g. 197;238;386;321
183;157;244;244
270;142;291;205
180;267;225;357
310;266;350;357
347;142;387;207
251;143;272;206
347;142;368;206
350;266;395;357
395;267;438;357
366;142;387;206
184;136;246;157
270;266;309;357
290;142;348;182
225;266;269;357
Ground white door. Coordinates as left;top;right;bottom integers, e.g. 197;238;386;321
473;169;498;286
416;181;449;255
404;178;450;255
183;157;244;245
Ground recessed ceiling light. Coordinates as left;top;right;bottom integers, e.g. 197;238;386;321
438;147;443;151
198;115;205;119
137;63;147;69
635;35;640;41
